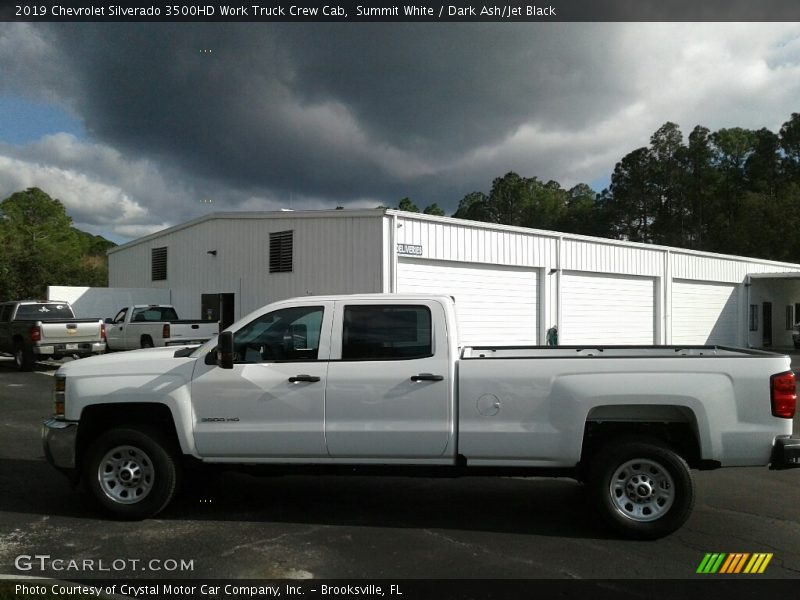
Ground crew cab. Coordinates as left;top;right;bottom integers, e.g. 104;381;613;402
42;294;799;538
0;300;105;371
104;304;218;350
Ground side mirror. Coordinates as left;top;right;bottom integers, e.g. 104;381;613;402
217;330;234;370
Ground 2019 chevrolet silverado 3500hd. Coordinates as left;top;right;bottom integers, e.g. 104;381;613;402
42;294;800;538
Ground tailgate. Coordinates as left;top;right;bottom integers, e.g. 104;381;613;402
168;322;217;341
40;320;102;343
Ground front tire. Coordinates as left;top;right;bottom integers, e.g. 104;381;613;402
588;440;694;539
84;427;180;519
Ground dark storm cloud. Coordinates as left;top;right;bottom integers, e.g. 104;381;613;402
3;21;800;240
40;23;629;202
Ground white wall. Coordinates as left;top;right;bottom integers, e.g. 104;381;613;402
108;210;800;347
747;279;800;348
109;212;385;321
391;212;800;347
47;286;172;319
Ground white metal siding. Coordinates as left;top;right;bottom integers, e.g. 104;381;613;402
561;239;664;277
395;216;556;268
561;272;655;345
110;214;384;320
397;259;539;345
671;280;739;345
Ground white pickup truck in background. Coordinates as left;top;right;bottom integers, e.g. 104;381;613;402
104;304;218;350
42;294;799;538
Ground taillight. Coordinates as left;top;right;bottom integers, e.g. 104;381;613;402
30;326;41;342
770;371;797;419
162;323;170;339
101;322;106;340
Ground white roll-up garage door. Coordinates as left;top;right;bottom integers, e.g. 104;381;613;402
561;272;655;345
671;280;739;345
397;259;539;345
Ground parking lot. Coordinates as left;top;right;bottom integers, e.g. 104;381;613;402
0;356;799;587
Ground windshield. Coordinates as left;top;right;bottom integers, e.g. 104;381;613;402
15;303;75;320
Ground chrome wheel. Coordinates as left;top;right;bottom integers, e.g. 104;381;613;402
97;445;155;504
609;458;675;522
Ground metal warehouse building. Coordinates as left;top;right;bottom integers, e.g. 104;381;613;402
108;209;800;348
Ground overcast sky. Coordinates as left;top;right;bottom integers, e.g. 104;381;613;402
1;22;800;243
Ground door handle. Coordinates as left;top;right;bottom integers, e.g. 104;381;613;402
288;374;321;383
410;373;444;382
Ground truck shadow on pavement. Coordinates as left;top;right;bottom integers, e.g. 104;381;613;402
0;457;607;539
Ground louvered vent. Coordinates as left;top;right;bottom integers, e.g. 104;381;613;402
151;247;167;281
269;230;293;273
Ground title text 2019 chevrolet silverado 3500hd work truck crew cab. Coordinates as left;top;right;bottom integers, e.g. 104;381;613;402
42;294;800;538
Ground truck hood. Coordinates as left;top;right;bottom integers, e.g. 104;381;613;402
56;346;197;377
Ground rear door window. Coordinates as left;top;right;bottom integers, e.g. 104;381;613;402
342;305;432;360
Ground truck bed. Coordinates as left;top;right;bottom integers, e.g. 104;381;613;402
457;344;792;469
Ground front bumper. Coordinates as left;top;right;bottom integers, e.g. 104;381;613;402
770;435;800;470
42;418;78;471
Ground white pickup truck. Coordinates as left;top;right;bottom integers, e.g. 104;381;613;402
104;304;218;350
42;294;799;538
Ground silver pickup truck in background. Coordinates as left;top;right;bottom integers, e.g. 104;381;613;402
0;300;106;370
42;294;799;538
104;304;218;350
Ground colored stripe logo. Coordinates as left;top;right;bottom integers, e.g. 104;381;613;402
696;553;773;574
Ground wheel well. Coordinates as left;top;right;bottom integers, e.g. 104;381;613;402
580;418;701;470
141;335;153;343
76;403;181;467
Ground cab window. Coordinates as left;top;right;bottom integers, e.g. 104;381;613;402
234;306;324;363
131;306;179;321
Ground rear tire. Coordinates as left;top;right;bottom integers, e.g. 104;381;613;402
13;343;34;372
83;427;180;519
141;336;154;348
588;440;694;539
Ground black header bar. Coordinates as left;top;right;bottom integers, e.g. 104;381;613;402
4;579;800;600
2;0;800;22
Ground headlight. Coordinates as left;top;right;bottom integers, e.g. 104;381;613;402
53;375;66;417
